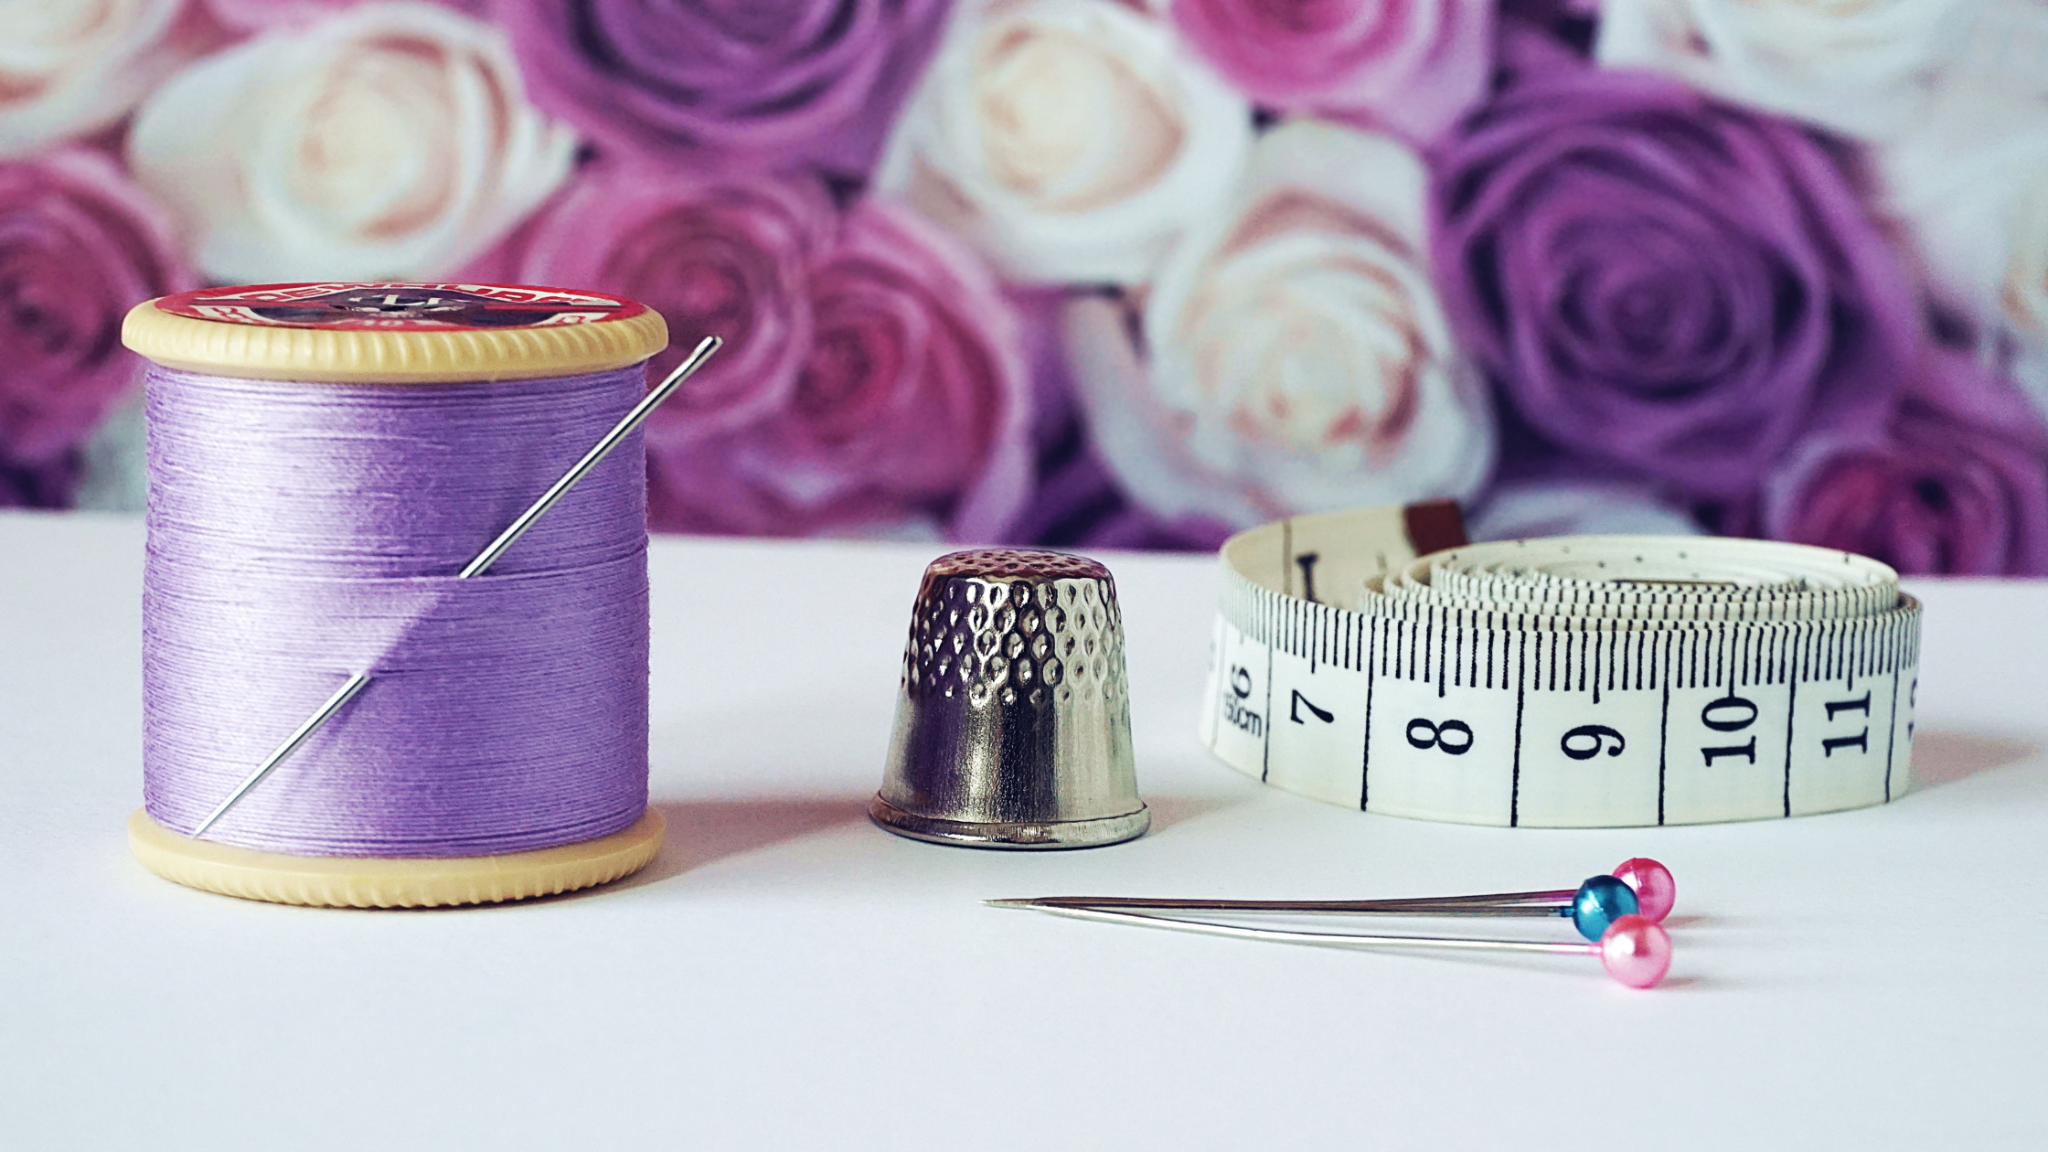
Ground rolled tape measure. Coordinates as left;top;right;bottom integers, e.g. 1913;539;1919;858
1200;506;1922;827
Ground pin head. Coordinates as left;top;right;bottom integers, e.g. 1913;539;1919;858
1597;915;1672;988
1570;875;1640;941
1612;857;1675;922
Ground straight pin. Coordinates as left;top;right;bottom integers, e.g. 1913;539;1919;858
189;336;723;839
995;858;1675;942
992;902;1674;988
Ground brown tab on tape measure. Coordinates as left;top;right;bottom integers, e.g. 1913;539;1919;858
1225;500;1467;607
1400;499;1468;558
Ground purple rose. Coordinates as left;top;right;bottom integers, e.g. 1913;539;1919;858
0;455;79;510
651;199;1031;540
1495;0;1597;84
464;164;836;436
1432;69;1919;497
501;0;948;176
1169;0;1492;141
1759;353;2048;576
0;149;189;500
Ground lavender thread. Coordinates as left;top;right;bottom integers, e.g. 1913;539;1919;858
142;365;651;857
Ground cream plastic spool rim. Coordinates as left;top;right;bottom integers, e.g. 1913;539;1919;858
121;294;671;384
128;808;667;908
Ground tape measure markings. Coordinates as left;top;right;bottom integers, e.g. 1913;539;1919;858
1202;516;1920;828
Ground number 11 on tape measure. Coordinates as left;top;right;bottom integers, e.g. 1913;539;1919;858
1200;507;1921;828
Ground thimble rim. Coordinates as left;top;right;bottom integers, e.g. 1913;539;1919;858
923;548;1113;582
869;795;1148;850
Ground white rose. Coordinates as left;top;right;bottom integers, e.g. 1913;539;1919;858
1880;46;2048;413
1595;0;1974;139
877;0;1252;285
1063;120;1494;529
127;2;574;282
2016;345;2048;414
0;0;198;155
1949;0;2048;107
1466;479;1702;542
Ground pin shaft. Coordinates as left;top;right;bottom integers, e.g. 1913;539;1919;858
1001;902;1594;955
188;336;723;839
1000;887;1580;917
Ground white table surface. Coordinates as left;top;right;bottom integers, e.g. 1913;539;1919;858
3;510;2045;1149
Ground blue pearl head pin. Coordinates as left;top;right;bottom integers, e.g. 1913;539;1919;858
1569;875;1641;941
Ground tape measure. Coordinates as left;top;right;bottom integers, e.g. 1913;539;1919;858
1199;506;1922;827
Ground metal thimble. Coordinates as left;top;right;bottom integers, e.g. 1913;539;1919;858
872;548;1148;849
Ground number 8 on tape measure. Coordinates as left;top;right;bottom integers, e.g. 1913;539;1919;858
1200;507;1922;827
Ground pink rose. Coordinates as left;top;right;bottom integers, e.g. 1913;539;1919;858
0;150;191;495
465;165;836;436
1169;0;1492;141
1760;353;2048;576
652;200;1031;540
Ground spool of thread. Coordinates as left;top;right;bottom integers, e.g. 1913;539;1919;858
120;283;673;907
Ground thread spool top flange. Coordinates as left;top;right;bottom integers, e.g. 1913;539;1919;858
123;282;670;383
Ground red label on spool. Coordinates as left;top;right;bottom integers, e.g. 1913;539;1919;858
152;283;648;331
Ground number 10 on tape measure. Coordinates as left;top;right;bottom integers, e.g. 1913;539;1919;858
1200;511;1921;828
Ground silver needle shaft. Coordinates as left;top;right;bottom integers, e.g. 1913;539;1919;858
990;888;1579;917
994;902;1593;955
190;336;723;839
457;336;720;579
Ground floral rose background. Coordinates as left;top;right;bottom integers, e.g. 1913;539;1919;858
5;0;2048;573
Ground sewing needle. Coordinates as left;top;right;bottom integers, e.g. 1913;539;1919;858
189;335;723;838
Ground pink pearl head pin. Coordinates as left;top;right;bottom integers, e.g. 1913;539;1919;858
1597;915;1673;989
1612;858;1677;923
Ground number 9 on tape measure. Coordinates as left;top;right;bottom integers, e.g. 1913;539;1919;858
1200;506;1921;827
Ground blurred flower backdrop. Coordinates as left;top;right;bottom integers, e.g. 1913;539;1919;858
5;0;2048;574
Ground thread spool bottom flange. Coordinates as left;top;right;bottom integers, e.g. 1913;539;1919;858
126;808;665;908
869;795;1149;849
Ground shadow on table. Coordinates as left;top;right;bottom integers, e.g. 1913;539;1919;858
1908;729;2039;791
1144;793;1239;833
1272;943;1720;991
602;792;1245;894
613;797;871;889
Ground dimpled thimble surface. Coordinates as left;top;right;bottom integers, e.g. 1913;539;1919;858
872;549;1148;848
